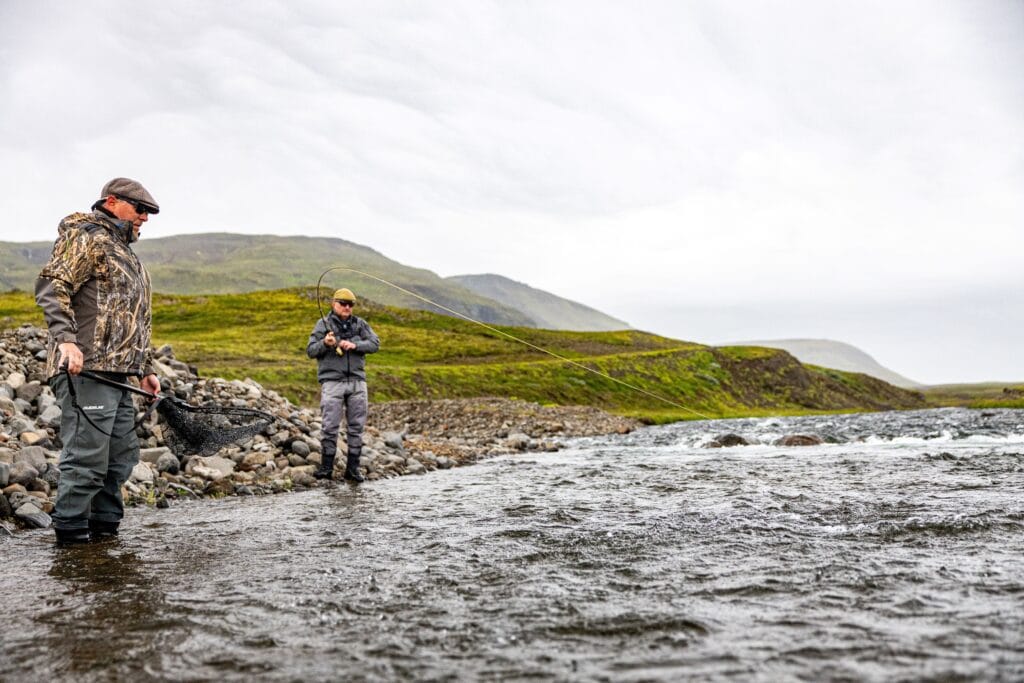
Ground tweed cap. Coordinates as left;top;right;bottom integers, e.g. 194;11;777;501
100;177;160;214
333;288;356;302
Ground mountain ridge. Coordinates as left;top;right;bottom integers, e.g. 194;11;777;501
722;338;921;388
446;273;629;331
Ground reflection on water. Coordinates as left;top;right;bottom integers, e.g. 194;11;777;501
1;408;1023;681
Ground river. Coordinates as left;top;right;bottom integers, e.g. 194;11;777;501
2;407;1023;681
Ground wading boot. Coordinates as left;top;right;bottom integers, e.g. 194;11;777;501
54;527;91;546
314;443;336;480
89;520;119;540
344;447;365;483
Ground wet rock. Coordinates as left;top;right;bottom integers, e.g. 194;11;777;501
19;432;46;447
41;466;60;488
0;462;9;487
130;462;155;484
0;396;17;416
37;404;63;427
205;478;235;496
9;462;39;488
140;447;173;465
0;490;12;517
506;433;532;451
15;502;50;528
156;451;180;475
775;434;824;447
15;381;43;404
14;446;48;471
240;452;272;471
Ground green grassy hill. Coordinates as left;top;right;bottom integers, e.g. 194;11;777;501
2;288;928;422
0;233;535;326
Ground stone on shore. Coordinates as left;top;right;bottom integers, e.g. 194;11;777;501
15;502;51;528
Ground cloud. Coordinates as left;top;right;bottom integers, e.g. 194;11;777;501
0;0;1021;382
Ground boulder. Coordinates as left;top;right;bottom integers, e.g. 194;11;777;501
290;440;310;457
774;434;824;447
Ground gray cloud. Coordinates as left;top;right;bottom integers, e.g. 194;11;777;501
1;1;1021;382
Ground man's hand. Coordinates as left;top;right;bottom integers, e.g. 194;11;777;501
324;331;337;347
338;340;357;351
58;342;84;375
141;374;160;398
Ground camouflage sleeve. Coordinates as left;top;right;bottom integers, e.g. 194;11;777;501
34;227;100;343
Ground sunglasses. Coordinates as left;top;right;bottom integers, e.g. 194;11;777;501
117;196;155;215
334;300;354;307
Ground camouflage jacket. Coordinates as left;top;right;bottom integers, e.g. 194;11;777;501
34;210;154;379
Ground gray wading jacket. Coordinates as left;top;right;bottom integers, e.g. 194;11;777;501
35;210;154;379
306;313;380;383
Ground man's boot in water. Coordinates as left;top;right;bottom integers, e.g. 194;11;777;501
89;519;119;540
344;447;365;483
314;442;336;480
54;527;91;546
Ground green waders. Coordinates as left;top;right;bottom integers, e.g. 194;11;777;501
51;373;139;532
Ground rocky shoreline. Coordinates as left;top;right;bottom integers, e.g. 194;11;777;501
1;324;639;535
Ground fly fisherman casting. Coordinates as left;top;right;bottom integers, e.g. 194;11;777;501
306;287;380;482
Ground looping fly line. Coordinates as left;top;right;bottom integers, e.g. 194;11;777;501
315;267;712;420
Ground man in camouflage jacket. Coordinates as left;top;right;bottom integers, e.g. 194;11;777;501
35;178;161;544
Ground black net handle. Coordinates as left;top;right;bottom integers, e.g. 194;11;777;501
78;370;278;422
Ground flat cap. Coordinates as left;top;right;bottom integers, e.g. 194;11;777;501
100;177;160;214
333;288;356;302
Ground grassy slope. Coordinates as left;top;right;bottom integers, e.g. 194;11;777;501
0;234;535;327
2;288;929;421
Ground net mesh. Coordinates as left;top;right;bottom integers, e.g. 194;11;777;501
156;398;276;457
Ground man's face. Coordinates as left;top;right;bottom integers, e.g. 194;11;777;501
105;195;150;240
332;300;354;319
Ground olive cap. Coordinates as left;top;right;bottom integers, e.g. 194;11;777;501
333;288;356;302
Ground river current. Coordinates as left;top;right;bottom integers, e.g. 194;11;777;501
2;407;1023;681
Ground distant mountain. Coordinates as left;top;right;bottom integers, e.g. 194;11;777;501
722;338;922;388
447;274;630;332
1;233;537;326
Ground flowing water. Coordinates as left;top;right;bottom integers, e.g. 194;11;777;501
2;407;1023;681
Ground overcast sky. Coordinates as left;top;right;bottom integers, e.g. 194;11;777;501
1;1;1021;384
